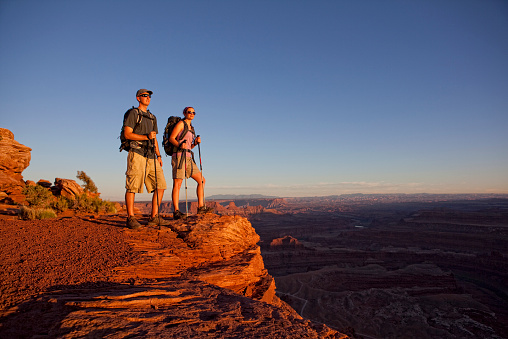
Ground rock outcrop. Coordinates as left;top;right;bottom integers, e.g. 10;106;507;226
0;128;31;204
0;213;348;338
270;235;305;250
53;177;84;198
114;214;280;305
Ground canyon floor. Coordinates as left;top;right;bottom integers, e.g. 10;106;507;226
248;196;508;339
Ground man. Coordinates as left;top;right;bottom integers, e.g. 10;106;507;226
123;89;170;229
168;106;213;219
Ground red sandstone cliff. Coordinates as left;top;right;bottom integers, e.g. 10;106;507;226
0;128;31;204
0;213;348;338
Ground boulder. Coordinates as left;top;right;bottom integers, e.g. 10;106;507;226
54;178;84;199
0;128;31;204
36;179;52;188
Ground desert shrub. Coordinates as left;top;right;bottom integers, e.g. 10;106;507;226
19;206;57;220
91;196;102;213
51;196;70;213
22;184;54;208
76;171;98;193
71;193;93;212
69;194;116;214
92;197;117;214
103;200;117;214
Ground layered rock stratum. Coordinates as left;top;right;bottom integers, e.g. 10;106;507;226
0;213;347;338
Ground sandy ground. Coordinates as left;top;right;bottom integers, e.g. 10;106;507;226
0;211;138;331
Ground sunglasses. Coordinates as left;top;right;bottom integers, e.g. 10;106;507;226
139;94;151;98
186;111;196;115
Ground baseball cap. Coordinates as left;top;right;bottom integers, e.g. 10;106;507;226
136;89;153;97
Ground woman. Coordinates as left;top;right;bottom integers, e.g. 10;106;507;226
168;106;212;219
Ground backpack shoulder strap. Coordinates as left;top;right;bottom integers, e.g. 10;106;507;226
177;120;189;141
126;107;143;132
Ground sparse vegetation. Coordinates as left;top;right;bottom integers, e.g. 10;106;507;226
76;171;98;193
22;185;54;208
70;193;117;214
19;172;116;219
19;206;57;220
50;195;70;213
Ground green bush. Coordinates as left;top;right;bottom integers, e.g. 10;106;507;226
76;171;98;193
71;193;92;212
50;196;70;213
70;193;117;214
19;206;57;220
105;201;117;213
22;185;54;208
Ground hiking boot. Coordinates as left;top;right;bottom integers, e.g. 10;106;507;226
126;216;141;230
173;210;186;220
197;206;213;214
148;214;171;226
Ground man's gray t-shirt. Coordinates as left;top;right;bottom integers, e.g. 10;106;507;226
124;108;158;158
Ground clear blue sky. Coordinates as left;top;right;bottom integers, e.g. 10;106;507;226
1;0;507;200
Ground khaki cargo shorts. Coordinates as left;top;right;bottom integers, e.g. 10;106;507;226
172;155;199;179
125;151;167;193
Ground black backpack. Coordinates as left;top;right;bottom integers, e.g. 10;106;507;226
119;107;154;152
162;116;195;156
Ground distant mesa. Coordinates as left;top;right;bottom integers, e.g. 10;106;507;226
270;235;305;250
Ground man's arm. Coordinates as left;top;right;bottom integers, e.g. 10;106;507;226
124;126;156;141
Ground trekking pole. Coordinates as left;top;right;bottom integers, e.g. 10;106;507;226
152;139;161;229
196;135;205;207
183;141;188;217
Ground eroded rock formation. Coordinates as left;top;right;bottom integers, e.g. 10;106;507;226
115;214;279;305
0;213;348;338
270;235;305;250
0;128;31;204
53;177;85;198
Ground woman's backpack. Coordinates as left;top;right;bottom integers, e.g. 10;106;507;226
162;116;195;156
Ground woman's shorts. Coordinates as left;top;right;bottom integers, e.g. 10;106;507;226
172;155;199;179
125;151;167;193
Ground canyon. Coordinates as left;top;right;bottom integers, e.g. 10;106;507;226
247;195;508;339
129;194;508;338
